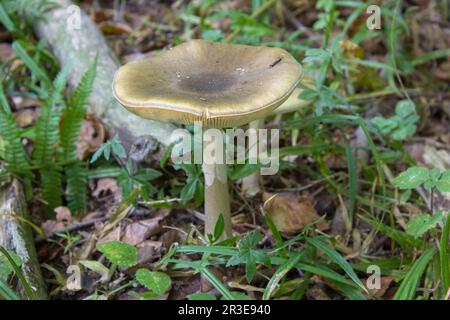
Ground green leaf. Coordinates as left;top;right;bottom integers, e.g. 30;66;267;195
395;100;416;117
0;250;22;281
0;278;19;300
0;246;34;300
65;162;87;214
360;215;427;250
394;247;437;300
229;163;261;181
213;214;225;241
187;292;216;300
306;237;367;292
79;260;109;280
440;213;450;296
393;167;429;189
12;41;51;86
406;213;444;239
263;251;304;300
227;230;271;283
135;269;171;295
97;241;137;268
60;57;97;162
436;170;450;193
0;3;15;32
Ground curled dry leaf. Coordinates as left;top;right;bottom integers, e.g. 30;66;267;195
122;217;164;245
433;60;450;81
14;108;39;127
93;178;121;202
97;227;121;245
137;240;162;264
263;192;329;234
42;206;78;236
76;114;105;160
99;21;133;35
367;276;395;298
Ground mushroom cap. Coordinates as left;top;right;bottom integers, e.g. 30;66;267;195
113;39;303;128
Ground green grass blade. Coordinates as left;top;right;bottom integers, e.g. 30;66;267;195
12;41;51;86
411;49;450;66
0;278;19;300
0;246;35;300
263;211;287;259
306;237;367;292
200;267;235;300
393;247;437;300
440;214;450;295
341;129;357;220
0;3;15;32
263;251;304;300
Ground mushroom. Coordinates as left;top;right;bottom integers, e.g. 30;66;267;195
242;78;315;196
113;39;302;239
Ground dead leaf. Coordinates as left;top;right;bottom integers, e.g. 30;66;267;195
368;276;395;298
433;60;450;80
75;114;105;160
98;227;121;244
14;108;38;127
42;206;76;236
93;178;121;202
122;217;163;245
0;43;14;62
99;21;133;35
137;240;162;264
263;192;329;234
339;39;364;59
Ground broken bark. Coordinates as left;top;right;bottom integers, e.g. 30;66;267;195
32;0;176;148
0;179;47;299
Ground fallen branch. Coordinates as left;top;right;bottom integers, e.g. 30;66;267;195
0;179;47;299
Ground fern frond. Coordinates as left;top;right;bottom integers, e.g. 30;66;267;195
0;109;30;174
33;91;65;166
65;161;87;214
59;57;97;162
40;165;62;214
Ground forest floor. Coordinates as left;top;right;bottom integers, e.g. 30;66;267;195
1;0;450;300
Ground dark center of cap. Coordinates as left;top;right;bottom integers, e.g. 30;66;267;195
177;73;235;94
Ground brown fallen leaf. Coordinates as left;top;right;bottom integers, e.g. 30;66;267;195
93;178;121;202
137;240;162;264
263;192;329;234
14;108;39;127
367;276;395;298
42;206;77;236
433;60;450;80
339;39;364;59
122;216;164;245
75;114;105;160
99;21;133;35
97;227;121;245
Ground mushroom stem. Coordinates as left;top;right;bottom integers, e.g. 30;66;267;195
242;119;264;196
202;137;232;240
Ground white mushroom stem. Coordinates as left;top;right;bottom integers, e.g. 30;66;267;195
241;119;264;196
242;87;313;197
202;134;232;240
